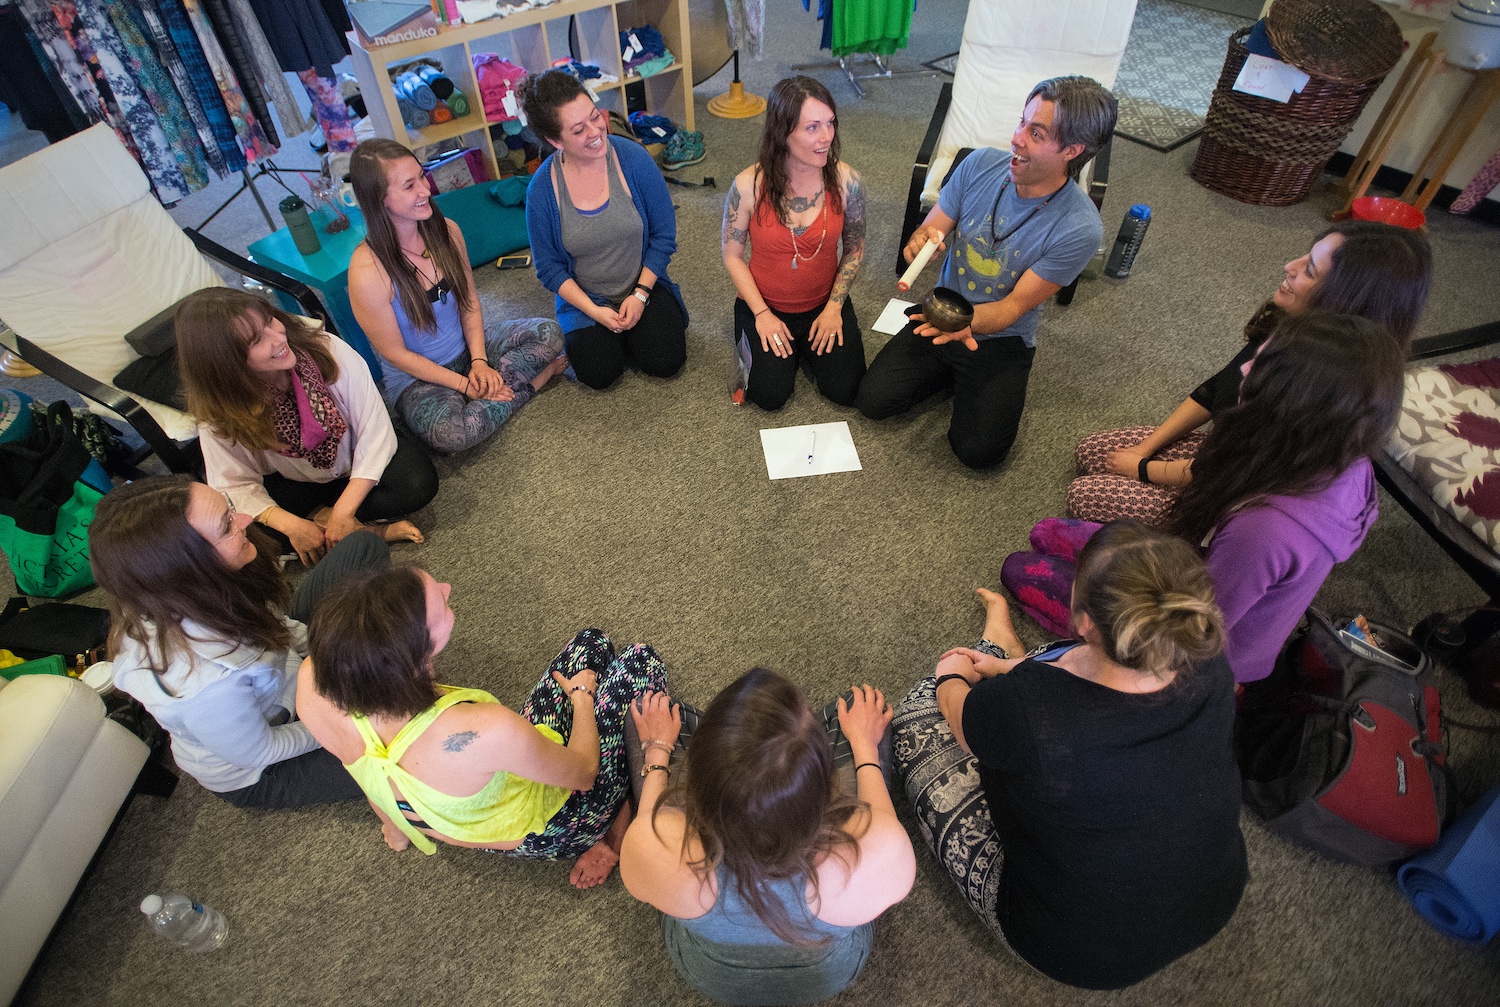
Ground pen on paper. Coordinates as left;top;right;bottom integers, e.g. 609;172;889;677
808;431;817;465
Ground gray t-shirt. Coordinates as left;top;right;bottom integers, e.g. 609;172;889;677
936;148;1101;346
557;146;644;304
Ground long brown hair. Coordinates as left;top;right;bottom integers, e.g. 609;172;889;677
755;76;843;226
307;566;441;720
349;138;473;334
1168;312;1405;544
176;287;338;450
90;475;291;671
1073;521;1225;677
1242;220;1433;353
653;668;864;946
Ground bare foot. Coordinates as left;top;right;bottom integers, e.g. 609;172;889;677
532;354;570;391
569;801;633;890
569;840;620;889
977;588;1023;656
373;520;424;544
381;819;411;852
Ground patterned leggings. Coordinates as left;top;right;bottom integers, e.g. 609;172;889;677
396;318;563;454
999;518;1101;637
296;69;356;153
509;628;668;860
1065;426;1205;526
892;646;1014;949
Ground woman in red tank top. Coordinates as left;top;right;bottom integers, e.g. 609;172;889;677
722;76;868;410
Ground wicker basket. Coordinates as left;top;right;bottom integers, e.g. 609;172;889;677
1191;27;1387;206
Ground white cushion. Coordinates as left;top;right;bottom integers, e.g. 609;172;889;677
925;0;1137;204
0;124;217;443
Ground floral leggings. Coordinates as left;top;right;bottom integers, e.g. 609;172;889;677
395;318;563;454
508;628;667;860
1065;426;1205;526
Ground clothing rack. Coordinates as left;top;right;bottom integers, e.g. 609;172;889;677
196;158;322;234
790;52;934;99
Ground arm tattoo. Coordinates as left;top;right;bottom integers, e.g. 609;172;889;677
828;170;866;305
442;730;479;753
723;182;748;247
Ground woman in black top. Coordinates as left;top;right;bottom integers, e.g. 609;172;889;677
1066;220;1430;526
892;521;1247;989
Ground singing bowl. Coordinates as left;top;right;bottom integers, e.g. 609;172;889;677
921;286;975;333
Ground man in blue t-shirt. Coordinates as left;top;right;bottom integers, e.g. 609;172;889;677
855;76;1118;469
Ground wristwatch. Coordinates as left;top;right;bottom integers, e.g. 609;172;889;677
632;289;649;304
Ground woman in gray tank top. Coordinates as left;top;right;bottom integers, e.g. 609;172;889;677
522;70;688;390
620;670;915;1006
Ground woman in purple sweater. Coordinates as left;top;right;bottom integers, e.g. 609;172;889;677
1003;312;1404;683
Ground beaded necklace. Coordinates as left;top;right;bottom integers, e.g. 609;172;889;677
788;197;828;270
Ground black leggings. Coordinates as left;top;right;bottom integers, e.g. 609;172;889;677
734;297;866;410
565;287;687;390
263;430;439;522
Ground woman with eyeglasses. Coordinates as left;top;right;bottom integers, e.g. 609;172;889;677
90;474;388;808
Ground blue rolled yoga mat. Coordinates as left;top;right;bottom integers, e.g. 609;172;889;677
1397;783;1500;944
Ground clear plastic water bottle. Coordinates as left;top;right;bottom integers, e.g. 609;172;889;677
1104;204;1152;279
140;893;228;952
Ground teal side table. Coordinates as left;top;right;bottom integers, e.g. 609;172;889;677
247;207;381;381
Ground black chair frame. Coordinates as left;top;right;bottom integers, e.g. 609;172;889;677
4;229;340;476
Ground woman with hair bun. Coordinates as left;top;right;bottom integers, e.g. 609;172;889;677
895;521;1247;990
620;669;915;1005
521;69;687;390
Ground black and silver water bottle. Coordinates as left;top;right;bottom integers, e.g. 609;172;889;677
279;195;322;256
1104;203;1151;279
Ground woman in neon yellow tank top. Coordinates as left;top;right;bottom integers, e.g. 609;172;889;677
296;565;668;889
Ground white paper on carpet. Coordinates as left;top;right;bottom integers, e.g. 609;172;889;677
873;297;916;335
760;422;862;480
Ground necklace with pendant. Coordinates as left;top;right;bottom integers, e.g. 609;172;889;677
788;198;828;271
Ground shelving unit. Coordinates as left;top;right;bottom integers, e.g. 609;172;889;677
346;0;694;181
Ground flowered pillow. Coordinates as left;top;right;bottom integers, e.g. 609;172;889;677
1388;359;1500;552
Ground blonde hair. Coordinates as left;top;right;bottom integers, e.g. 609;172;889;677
1072;521;1225;678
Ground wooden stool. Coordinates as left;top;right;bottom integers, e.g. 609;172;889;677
1403;64;1500;212
1333;32;1444;218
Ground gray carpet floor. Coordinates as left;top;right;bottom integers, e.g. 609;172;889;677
10;0;1500;1002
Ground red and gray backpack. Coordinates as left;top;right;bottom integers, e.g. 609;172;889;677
1235;609;1450;869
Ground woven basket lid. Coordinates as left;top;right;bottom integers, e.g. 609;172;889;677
1265;0;1403;83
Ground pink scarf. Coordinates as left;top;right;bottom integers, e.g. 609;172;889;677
271;349;347;469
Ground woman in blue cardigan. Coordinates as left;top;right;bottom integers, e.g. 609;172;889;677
522;71;688;390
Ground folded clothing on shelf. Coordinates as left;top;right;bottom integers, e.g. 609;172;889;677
620;24;670;71
474;53;528;122
628;111;677;141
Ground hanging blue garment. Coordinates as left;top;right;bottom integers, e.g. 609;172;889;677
127;0;229;177
151;0;245;172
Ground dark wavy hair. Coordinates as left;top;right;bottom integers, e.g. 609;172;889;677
1168;312;1406;544
755;76;843;226
307;565;441;720
1242;220;1433;352
176;287;338;450
653;668;865;946
349;138;473;334
1073;521;1225;678
90;474;291;670
517;69;588;145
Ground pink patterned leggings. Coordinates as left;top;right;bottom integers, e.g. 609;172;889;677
1065;426;1205;526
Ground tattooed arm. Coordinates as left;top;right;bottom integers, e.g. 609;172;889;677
723;166;793;358
809;164;865;354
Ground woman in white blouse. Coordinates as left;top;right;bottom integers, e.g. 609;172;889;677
175;288;437;567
